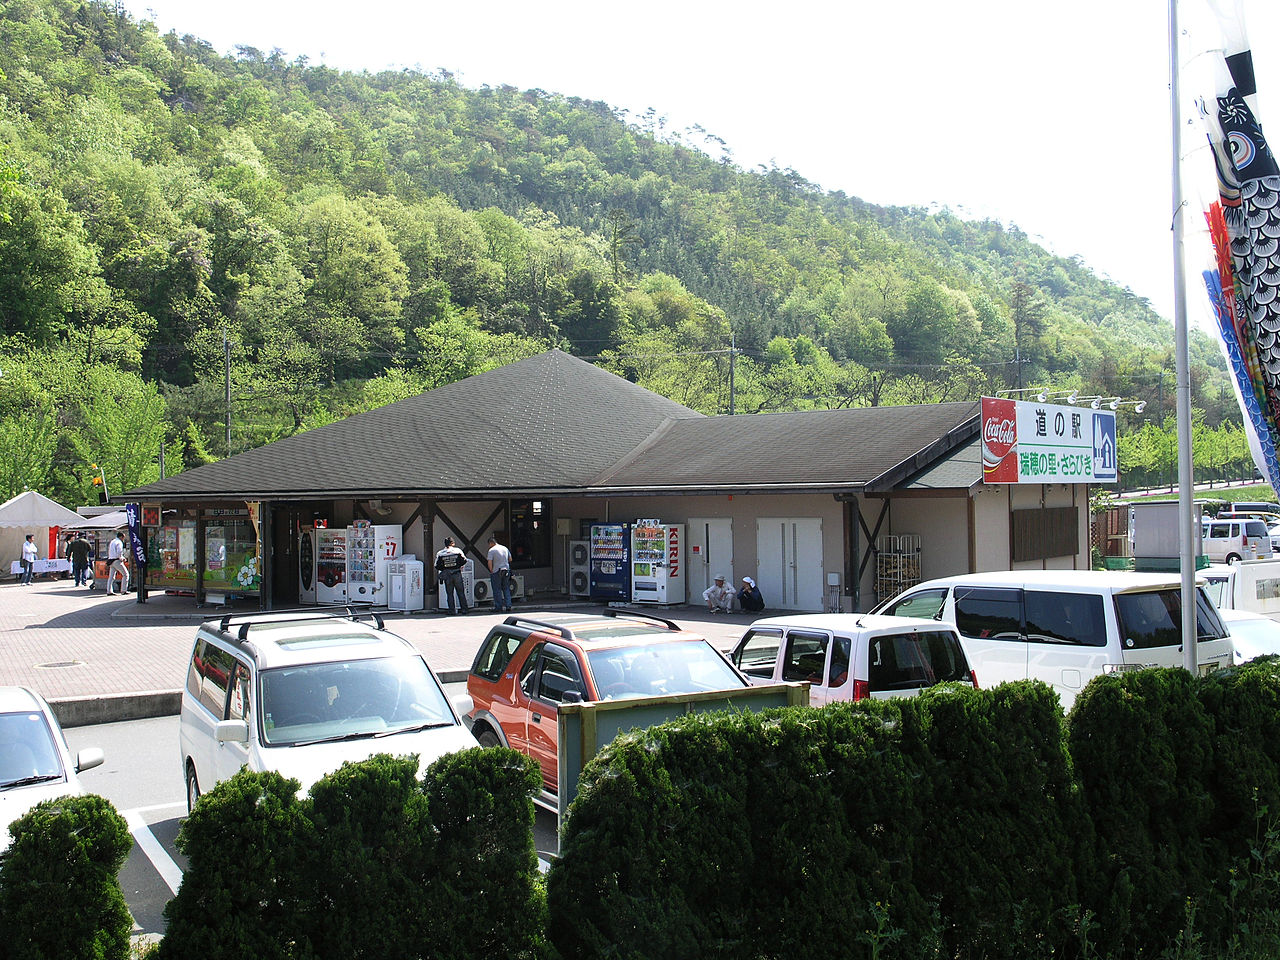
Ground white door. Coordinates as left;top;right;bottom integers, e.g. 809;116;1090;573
686;517;733;599
756;518;824;611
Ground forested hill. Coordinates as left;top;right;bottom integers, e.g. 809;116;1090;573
0;0;1231;507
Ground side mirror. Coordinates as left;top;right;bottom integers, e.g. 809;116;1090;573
450;693;474;718
75;747;104;773
562;690;584;704
215;719;250;744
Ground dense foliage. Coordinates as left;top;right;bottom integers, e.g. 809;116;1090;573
157;749;545;960
0;794;133;960
0;0;1239;507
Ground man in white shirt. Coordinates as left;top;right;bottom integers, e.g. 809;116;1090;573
702;574;734;613
486;535;514;613
107;532;130;595
19;534;37;585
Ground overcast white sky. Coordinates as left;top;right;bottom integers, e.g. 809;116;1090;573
125;0;1280;326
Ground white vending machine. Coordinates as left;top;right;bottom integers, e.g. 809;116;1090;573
387;557;425;612
298;525;317;604
316;527;348;605
346;522;402;606
630;520;686;605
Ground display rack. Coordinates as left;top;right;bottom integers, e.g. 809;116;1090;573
875;534;922;604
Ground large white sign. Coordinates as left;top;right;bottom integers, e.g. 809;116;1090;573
981;397;1117;484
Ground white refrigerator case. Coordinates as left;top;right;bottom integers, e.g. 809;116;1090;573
316;528;348;604
346;523;402;605
387;558;425;611
630;522;686;605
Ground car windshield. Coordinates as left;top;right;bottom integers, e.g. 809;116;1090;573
260;656;455;746
587;641;746;700
0;711;65;788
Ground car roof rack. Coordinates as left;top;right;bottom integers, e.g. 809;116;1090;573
501;615;576;640
217;606;386;641
602;608;680;631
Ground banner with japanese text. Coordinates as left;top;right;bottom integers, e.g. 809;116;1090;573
981;397;1117;484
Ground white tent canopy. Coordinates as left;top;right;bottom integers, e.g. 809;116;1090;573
0;491;85;528
64;510;128;530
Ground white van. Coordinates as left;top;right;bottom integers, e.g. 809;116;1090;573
1201;517;1273;564
871;571;1234;709
729;614;977;707
179;610;477;811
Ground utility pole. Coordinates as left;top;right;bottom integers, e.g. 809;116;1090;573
729;331;736;416
224;326;232;458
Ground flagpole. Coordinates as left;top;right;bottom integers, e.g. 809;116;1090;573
1170;0;1198;670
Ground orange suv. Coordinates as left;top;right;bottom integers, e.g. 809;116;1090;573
466;610;748;808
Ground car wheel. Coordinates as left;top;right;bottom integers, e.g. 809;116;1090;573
476;728;500;748
186;764;201;814
1227;553;1242;564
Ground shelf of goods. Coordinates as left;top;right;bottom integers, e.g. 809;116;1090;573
875;534;922;604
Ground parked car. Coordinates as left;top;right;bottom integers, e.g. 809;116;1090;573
1201;516;1274;563
729;613;977;706
1218;607;1280;664
871;571;1235;708
1219;501;1280;517
466;610;749;808
0;686;104;853
179;610;476;811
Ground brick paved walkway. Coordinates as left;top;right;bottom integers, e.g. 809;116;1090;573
0;577;764;724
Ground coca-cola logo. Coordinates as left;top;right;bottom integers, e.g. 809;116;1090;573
983;417;1016;451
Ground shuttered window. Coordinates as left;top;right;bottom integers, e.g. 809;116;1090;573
1012;507;1079;562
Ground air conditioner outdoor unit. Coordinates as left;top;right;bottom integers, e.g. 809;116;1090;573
471;573;524;604
569;540;590;597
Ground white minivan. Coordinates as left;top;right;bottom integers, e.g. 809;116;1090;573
729;614;977;707
871;571;1234;709
1201;517;1273;564
179;610;477;811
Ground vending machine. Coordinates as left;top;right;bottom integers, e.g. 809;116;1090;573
387;556;425;612
298;525;317;604
589;522;631;601
630;520;686;605
346;522;402;606
316;527;348;604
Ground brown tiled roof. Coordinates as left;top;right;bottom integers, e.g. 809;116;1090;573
125;350;981;501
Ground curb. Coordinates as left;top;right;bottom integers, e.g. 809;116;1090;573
51;690;183;728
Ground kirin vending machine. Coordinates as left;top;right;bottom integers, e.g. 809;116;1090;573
630;520;685;605
588;522;631;602
346;522;402;606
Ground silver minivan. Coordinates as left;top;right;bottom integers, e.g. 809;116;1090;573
179;610;477;811
872;571;1234;709
1201;517;1274;564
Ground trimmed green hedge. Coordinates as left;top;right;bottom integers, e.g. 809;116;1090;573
0;794;133;960
157;747;544;960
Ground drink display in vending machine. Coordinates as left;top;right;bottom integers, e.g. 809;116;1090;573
630;520;686;605
316;528;348;604
346;522;402;606
588;522;631;601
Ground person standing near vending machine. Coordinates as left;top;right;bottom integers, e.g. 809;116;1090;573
435;537;469;615
486;535;513;613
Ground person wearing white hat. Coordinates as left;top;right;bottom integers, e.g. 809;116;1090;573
702;574;735;613
737;575;765;612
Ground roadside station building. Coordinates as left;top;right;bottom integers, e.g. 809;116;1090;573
122;350;1097;611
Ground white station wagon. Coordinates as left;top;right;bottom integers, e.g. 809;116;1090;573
729;613;977;707
179;610;477;810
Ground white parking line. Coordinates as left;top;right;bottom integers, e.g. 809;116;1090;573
124;806;185;895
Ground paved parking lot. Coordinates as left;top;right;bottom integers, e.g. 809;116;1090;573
0;577;768;724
